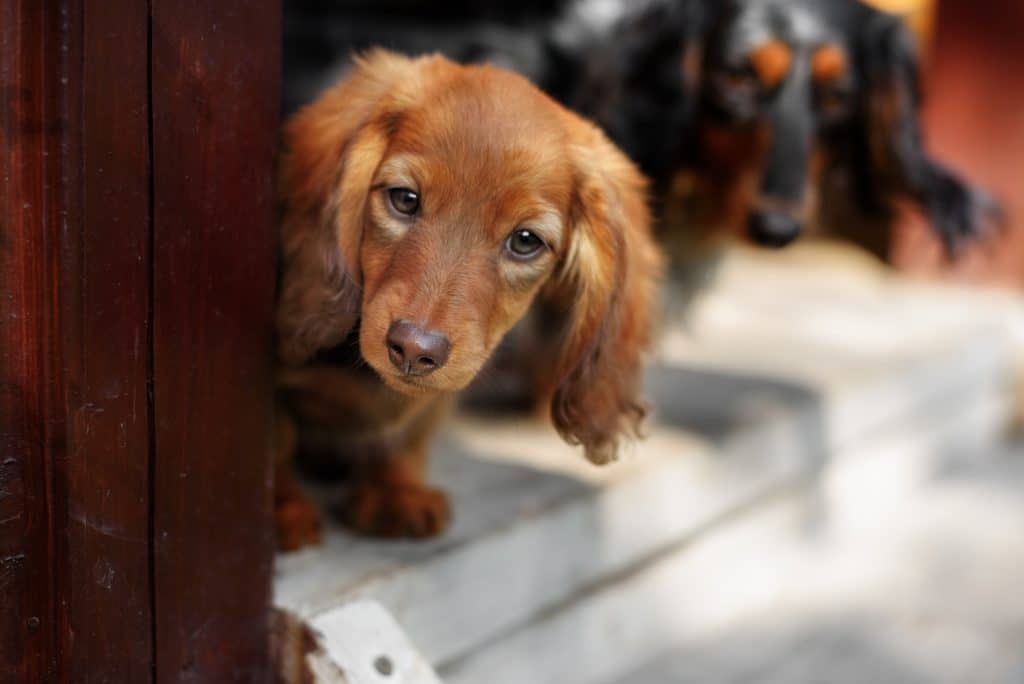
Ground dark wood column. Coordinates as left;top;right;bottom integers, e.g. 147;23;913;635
0;2;279;680
150;1;280;680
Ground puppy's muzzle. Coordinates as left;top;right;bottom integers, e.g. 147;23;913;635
386;320;451;377
748;210;802;248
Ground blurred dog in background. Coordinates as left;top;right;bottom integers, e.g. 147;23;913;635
544;0;1000;265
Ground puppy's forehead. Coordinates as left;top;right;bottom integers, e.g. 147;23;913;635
387;66;574;200
404;70;567;154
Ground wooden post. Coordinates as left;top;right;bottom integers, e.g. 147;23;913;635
0;2;280;680
150;1;280;680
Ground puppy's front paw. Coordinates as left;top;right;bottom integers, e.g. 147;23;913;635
276;493;323;552
341;481;451;539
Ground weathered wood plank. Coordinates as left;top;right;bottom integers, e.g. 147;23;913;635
1;1;154;680
151;2;280;680
60;0;154;678
0;3;57;679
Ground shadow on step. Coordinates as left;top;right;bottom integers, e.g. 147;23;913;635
647;363;825;446
647;363;832;530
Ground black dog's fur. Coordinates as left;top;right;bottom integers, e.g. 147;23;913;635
283;0;568;114
541;0;998;258
540;1;708;188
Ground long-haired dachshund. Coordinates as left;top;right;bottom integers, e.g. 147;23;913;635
274;50;661;548
544;0;998;261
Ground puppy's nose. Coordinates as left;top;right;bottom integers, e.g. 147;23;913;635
386;321;451;376
748;211;802;248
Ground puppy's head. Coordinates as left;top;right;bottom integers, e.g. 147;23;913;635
277;50;661;463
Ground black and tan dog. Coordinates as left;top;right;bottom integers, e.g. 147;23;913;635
544;0;999;261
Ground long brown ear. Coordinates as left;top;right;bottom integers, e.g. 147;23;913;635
549;122;663;465
276;50;414;365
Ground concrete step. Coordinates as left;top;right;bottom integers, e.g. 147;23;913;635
610;438;1024;684
439;386;1008;684
273;247;1021;683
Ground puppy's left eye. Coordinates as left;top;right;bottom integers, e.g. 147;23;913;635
388;187;420;216
505;229;546;259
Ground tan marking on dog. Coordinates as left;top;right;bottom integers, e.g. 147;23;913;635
812;44;848;84
750;40;793;89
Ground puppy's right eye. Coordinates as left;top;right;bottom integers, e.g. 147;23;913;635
505;229;546;259
388;188;420;216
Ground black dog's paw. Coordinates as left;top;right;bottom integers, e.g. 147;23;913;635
922;160;1003;258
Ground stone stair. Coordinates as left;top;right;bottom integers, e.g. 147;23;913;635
273;246;1022;684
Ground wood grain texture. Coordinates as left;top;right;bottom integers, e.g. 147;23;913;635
150;1;280;680
1;1;154;680
62;0;154;678
0;3;57;679
2;2;280;679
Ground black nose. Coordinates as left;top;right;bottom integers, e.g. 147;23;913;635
386;321;451;377
748;211;802;248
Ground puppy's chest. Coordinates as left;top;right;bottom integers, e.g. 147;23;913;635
277;338;419;438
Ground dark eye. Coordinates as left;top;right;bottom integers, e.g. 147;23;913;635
505;229;546;259
387;188;420;216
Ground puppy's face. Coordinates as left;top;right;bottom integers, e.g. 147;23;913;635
357;87;574;394
699;1;855;246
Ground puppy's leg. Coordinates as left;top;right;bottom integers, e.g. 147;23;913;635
274;405;323;551
342;446;452;538
340;399;452;539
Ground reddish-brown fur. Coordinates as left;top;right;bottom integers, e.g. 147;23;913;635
274;51;662;547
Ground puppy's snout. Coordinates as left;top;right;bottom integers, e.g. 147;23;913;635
386;321;451;377
748;211;802;248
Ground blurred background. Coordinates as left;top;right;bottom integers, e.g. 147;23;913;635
276;1;1024;682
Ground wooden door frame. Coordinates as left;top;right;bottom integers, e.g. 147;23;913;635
1;2;280;680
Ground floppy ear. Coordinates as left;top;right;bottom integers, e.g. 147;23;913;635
549;124;663;465
858;14;999;257
276;50;413;365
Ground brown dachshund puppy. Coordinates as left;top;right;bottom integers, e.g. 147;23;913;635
274;50;661;549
